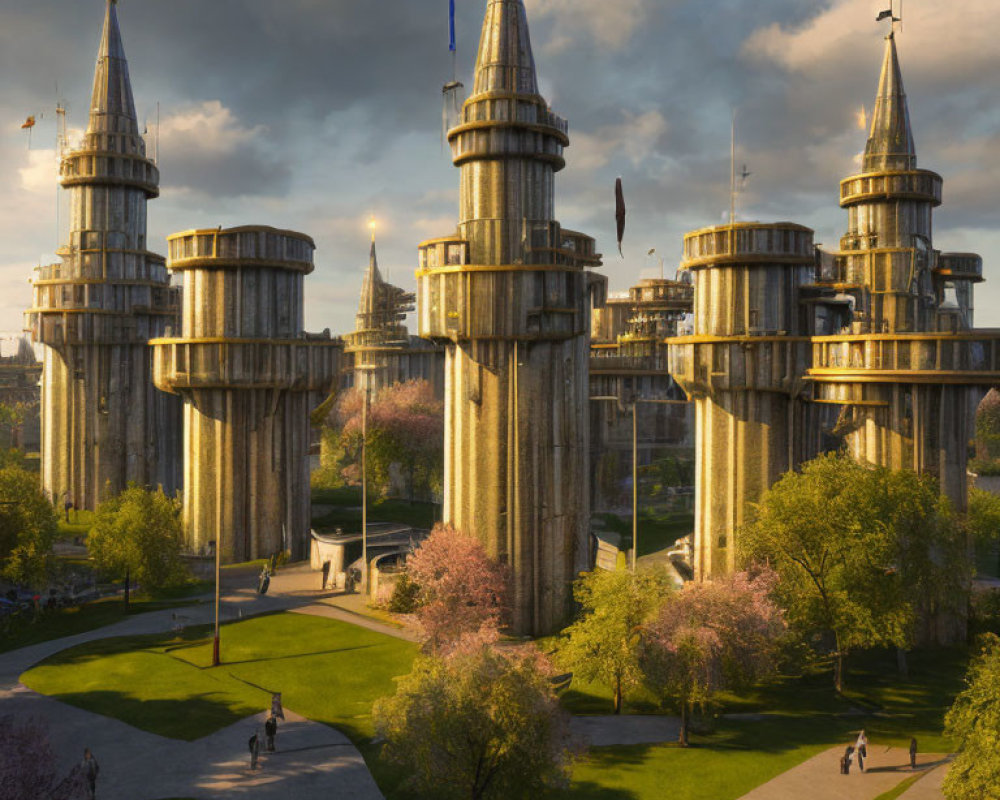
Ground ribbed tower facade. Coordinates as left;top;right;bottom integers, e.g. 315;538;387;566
151;227;341;562
26;1;181;508
417;0;602;635
668;223;818;577
809;34;995;510
669;32;1000;580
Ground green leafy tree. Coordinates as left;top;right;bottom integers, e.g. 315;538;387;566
0;466;59;588
967;487;1000;576
561;568;669;714
373;634;576;800
87;485;186;607
740;452;969;691
943;633;1000;800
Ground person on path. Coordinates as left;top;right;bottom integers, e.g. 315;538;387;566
855;730;868;772
909;737;918;769
843;744;854;775
82;748;99;799
258;565;270;595
248;730;260;770
265;715;277;752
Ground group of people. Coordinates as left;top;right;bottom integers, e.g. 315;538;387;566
249;695;285;770
248;715;280;769
840;731;920;775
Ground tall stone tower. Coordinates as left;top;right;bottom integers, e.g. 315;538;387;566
668;223;817;577
151;226;342;562
26;0;181;508
809;33;993;511
417;0;602;635
669;32;1000;580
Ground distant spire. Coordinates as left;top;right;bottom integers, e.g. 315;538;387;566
358;239;385;320
863;33;916;172
89;0;139;135
472;0;539;96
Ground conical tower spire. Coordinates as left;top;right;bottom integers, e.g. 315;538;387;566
357;236;385;319
89;0;139;136
472;0;539;96
863;33;916;172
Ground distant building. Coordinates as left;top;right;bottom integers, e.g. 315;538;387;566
25;1;181;507
416;0;604;635
590;277;694;510
0;336;41;451
342;237;443;397
669;33;1000;579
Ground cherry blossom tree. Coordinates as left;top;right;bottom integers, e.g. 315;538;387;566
373;633;577;800
327;379;443;500
407;524;510;650
641;568;786;745
0;715;84;800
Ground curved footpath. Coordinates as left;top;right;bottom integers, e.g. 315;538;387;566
0;565;387;800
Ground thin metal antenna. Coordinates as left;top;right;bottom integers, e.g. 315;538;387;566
729;109;737;226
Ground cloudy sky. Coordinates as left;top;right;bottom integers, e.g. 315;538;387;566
2;0;998;340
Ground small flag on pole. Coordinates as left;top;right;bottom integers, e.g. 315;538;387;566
449;0;457;53
876;9;893;21
20;116;35;129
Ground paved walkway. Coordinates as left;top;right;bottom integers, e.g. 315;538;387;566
897;760;951;799
739;746;950;800
571;715;681;747
1;563;386;800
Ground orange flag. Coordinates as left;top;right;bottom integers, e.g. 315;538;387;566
21;116;35;129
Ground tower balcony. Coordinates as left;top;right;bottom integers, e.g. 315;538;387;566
840;169;942;208
150;337;340;395
936;253;983;283
809;331;1000;385
61;149;159;198
666;335;813;398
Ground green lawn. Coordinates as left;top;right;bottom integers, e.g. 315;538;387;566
0;588;208;654
22;612;420;795
597;511;693;557
56;509;95;541
311;486;437;532
558;720;832;800
21;610;964;800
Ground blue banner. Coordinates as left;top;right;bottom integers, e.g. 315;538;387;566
449;0;456;52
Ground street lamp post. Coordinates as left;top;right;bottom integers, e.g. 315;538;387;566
590;395;690;571
211;538;220;666
357;363;378;594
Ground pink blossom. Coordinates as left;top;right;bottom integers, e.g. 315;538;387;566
407;524;511;651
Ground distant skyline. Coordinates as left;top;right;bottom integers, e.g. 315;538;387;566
2;0;998;337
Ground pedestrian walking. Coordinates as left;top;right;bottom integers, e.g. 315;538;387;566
855;729;868;772
265;715;277;752
82;748;99;799
258;565;270;595
248;730;260;770
843;744;854;775
909;737;918;769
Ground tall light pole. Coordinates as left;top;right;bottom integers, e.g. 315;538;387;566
632;402;638;572
211;537;220;666
357;363;377;594
591;395;690;571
